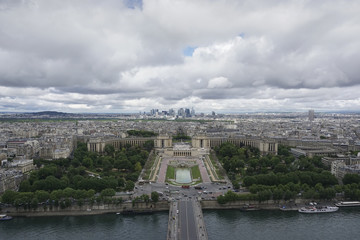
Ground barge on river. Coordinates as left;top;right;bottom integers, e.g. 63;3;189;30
298;206;339;213
335;201;360;207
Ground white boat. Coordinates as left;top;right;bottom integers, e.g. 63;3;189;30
335;201;360;207
298;206;339;213
0;214;13;221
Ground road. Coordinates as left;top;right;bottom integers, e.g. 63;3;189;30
178;200;197;240
133;181;234;202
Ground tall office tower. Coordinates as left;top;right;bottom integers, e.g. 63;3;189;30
185;108;190;117
168;108;173;116
178;108;185;117
308;109;315;121
191;107;195;116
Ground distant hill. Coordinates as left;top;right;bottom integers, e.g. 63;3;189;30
31;111;68;116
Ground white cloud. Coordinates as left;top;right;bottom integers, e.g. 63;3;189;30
207;77;233;89
0;0;360;113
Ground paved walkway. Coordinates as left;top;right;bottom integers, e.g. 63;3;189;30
202;156;216;182
196;158;211;183
157;157;170;183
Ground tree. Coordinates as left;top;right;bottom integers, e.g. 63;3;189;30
134;162;142;172
114;159;132;171
82;157;93;168
258;190;272;202
151;191;159;203
243;176;257;187
104;144;115;156
30;198;39;209
273;188;284;200
63;187;76;198
125;180;135;191
1;190;18;204
19;180;33;192
143;140;154;152
232;181;240;189
343;174;360;185
217;195;227;204
274;163;288;173
35;190;50;203
141;194;150;203
102;158;113;172
101;188;116;197
74;142;88;163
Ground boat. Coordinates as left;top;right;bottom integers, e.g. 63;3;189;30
0;214;13;221
298;206;339;213
335;201;360;207
240;204;260;211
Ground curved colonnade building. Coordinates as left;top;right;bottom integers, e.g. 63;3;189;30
86;135;278;156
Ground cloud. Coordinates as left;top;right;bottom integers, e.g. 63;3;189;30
207;77;232;89
0;0;360;113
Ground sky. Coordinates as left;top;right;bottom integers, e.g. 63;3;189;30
0;0;360;113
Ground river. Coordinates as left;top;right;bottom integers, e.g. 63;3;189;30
1;209;360;240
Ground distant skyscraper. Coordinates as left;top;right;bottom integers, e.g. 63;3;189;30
191;107;195;116
178;108;185;117
308;109;315;121
185;108;190;117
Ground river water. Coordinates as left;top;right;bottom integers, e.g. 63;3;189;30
1;209;360;240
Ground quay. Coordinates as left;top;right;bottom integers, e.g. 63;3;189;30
167;200;208;240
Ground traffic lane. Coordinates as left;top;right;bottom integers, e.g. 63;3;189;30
178;201;198;240
186;201;197;239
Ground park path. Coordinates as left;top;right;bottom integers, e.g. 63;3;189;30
197;158;211;183
157;157;169;183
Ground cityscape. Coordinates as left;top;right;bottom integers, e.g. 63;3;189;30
1;0;360;240
1;109;360;239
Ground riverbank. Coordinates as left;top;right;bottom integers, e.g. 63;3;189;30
201;199;305;211
1;199;339;217
1;201;169;217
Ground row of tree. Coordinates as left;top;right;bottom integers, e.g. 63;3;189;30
1;188;161;210
127;130;158;138
242;170;338;188
218;180;360;204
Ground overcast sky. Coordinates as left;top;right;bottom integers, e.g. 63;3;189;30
0;0;360;113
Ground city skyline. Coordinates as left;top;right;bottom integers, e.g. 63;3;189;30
0;0;360;113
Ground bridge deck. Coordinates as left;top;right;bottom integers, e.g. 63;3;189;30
167;200;208;240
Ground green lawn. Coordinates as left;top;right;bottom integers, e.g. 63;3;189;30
191;166;202;180
166;166;175;180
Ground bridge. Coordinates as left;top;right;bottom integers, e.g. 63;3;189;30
167;200;208;240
